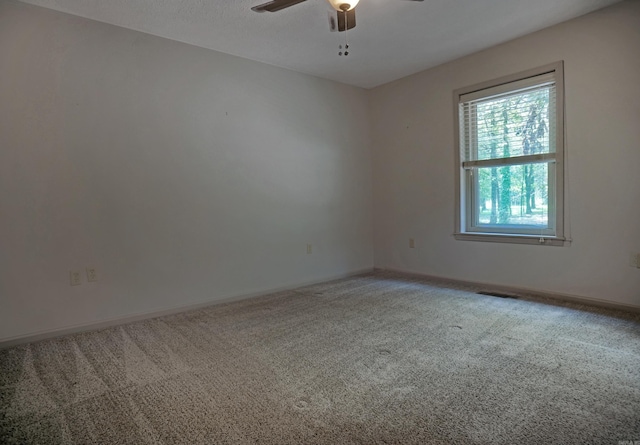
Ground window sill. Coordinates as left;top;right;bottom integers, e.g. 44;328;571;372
454;232;568;246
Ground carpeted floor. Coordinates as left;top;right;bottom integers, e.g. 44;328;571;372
1;271;639;444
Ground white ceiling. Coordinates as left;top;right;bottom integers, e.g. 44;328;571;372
19;0;622;88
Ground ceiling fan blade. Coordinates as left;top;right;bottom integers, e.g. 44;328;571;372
336;9;356;32
251;0;308;13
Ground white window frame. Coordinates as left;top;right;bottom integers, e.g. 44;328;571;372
453;62;567;246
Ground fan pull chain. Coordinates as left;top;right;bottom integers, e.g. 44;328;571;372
344;11;349;56
338;9;350;56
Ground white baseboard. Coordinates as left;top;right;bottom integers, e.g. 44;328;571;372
0;268;374;350
376;267;640;314
6;266;634;350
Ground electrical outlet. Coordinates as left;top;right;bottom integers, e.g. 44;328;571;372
70;271;82;286
409;238;415;249
307;244;312;255
631;253;640;268
86;267;97;282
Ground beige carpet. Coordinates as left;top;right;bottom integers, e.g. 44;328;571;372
1;271;639;444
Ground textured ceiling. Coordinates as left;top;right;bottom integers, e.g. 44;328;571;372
18;0;622;88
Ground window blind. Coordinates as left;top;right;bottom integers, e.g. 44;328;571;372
459;74;557;166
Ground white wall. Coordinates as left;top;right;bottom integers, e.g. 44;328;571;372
370;1;640;306
0;1;373;341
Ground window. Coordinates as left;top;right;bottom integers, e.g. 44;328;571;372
454;62;566;246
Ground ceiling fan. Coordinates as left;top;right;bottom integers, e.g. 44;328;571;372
251;0;424;33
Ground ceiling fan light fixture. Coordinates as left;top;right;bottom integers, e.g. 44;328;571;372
326;0;359;12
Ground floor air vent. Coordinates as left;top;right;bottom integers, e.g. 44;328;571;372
477;291;518;299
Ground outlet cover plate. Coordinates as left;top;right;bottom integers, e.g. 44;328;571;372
70;271;82;286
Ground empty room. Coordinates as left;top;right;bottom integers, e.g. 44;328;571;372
1;0;639;443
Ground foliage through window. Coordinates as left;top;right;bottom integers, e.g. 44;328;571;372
454;63;565;245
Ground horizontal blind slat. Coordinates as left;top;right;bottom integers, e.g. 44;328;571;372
462;152;556;169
